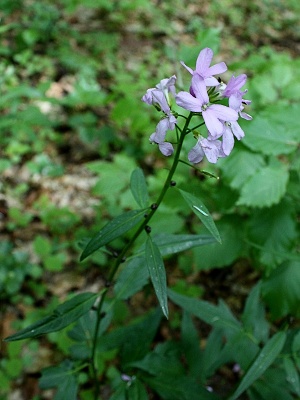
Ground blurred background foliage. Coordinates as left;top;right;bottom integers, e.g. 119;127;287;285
0;0;299;398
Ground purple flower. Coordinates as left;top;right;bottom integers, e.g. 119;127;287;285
150;118;174;156
181;48;227;86
222;74;248;98
221;121;245;156
229;92;252;120
142;76;176;107
188;136;225;164
176;74;238;137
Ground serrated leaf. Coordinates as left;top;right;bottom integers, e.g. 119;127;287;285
219;149;265;190
168;289;241;333
127;378;149;400
192;218;244;270
101;309;162;364
242;116;297;155
237;164;289;208
130;168;149;208
39;360;78;400
229;331;286;400
144;373;219;400
145;236;168;318
178;189;221;243
248;202;297;267
80;209;146;261
114;257;149;300
241;283;269;343
5;292;98;341
262;260;300;319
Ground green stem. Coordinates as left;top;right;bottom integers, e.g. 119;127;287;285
91;112;193;399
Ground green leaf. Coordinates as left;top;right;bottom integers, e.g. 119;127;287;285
114;257;149;300
229;331;286;400
145;236;168;318
134;233;216;259
241;283;269;343
248;368;294;400
130;168;149;208
181;312;203;379
101;309;162;364
144;374;219;400
5;292;98;341
219;149;266;190
283;357;300;396
192;218;244;270
155;233;217;255
242;115;298;156
80;209;146;261
237;163;289;208
168;289;241;334
127;378;149;400
178;189;221;243
248;202;297;268
262;260;300;319
39;360;78;400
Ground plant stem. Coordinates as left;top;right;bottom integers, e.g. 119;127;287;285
91;112;193;399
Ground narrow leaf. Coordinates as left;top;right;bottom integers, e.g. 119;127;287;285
133;233;216;259
168;289;240;333
145;236;168;318
130;168;149;208
114;257;149;300
283;357;300;396
80;209;146;261
5;292;98;341
178;189;221;243
230;331;286;399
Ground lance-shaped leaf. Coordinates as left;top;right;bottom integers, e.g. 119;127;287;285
229;331;286;400
154;233;216;256
5;292;99;341
145;235;168;319
114;257;149;300
130;168;149;208
168;289;241;333
178;189;221;243
133;233;217;259
80;209;147;261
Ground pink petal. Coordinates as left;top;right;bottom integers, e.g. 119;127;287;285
159;142;174;156
196;48;213;74
191;74;208;104
201;138;220;163
154;119;169;143
209;104;238;121
204;77;220;86
203;109;224;136
222;126;234;156
229;93;242;111
207;62;227;76
240;111;252;120
188;141;204;164
180;61;193;75
230;121;245;140
175;91;202;112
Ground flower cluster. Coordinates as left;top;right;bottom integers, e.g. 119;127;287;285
142;47;252;164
